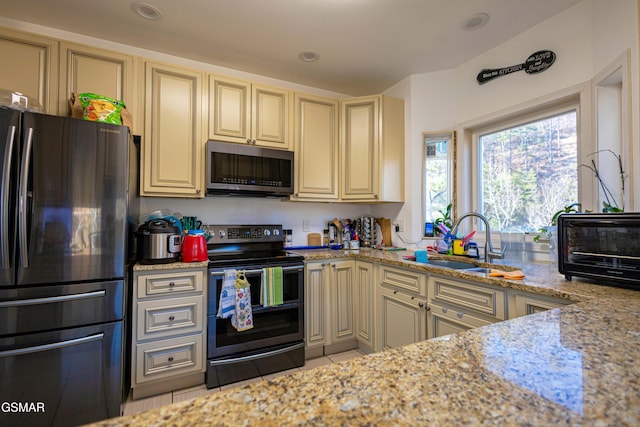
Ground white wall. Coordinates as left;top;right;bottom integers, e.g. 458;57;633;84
396;0;639;244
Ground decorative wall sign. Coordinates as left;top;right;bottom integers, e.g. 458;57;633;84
476;50;556;85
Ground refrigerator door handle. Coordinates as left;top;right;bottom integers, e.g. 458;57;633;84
1;125;16;269
18;127;33;269
0;333;104;358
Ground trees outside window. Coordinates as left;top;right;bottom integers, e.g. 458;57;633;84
478;110;578;232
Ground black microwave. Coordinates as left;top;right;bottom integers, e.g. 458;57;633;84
206;140;294;197
557;212;640;287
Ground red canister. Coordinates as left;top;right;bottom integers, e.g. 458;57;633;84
181;230;208;262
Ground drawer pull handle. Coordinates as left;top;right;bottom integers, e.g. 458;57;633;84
457;312;464;319
168;356;174;362
169;282;175;287
169;315;175;321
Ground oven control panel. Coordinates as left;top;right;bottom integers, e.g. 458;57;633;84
204;225;283;243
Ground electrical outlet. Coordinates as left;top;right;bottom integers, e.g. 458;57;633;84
303;219;310;232
395;219;405;233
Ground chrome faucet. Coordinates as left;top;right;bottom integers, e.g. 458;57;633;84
450;212;506;263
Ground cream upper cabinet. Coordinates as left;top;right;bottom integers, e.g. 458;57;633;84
142;61;205;198
291;92;339;200
0;28;58;113
208;75;291;150
59;42;137;130
339;95;404;202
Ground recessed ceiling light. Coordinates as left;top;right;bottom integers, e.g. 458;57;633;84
461;13;489;31
131;2;162;20
298;51;320;62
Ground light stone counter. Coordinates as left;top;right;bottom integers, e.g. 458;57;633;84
92;249;640;426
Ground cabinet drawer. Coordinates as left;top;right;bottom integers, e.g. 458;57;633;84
135;334;204;384
137;295;204;340
428;301;493;338
430;276;505;320
137;269;204;298
379;265;426;296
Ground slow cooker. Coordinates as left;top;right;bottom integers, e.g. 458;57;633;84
136;218;182;264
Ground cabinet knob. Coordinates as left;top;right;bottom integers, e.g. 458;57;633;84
418;302;424;309
442;307;448;314
169;315;175;321
252;139;257;145
168;356;174;362
426;305;431;312
246;138;252;144
169;282;175;287
321;262;326;267
456;312;464;319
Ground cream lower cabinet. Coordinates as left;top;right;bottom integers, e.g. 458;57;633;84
291;92;339;200
304;260;356;358
427;275;506;339
131;267;207;399
59;42;137;126
354;261;376;353
0;28;58;113
208;75;291;149
509;291;571;318
339;95;404;202
376;264;427;351
142;61;205;198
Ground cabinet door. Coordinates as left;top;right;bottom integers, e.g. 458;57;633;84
379;287;426;350
330;261;356;343
59;42;136;125
355;261;375;350
142;61;204;197
252;83;290;149
513;293;568;318
292;93;339;200
340;96;379;200
305;262;329;349
208;75;251;143
0;28;58;113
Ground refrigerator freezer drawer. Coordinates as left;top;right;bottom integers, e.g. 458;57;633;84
0;280;124;336
0;320;123;427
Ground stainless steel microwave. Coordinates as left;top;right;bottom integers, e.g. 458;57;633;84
206;140;294;197
557;212;640;287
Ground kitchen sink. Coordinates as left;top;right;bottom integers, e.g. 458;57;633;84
427;259;496;274
427;259;479;269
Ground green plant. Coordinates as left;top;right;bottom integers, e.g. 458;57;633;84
434;203;453;234
533;202;581;242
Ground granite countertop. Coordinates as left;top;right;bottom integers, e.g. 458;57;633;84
97;249;640;426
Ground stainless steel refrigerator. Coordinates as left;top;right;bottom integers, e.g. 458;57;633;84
0;106;138;426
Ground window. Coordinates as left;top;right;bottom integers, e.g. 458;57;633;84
477;109;578;232
423;132;454;236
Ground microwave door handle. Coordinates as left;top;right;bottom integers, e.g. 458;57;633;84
18;127;33;269
1;125;16;269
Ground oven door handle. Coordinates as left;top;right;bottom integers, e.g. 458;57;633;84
209;265;303;277
208;341;305;366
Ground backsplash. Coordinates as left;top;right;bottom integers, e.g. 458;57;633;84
140;196;377;247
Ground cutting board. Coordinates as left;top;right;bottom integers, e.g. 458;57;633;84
307;233;322;246
376;218;392;247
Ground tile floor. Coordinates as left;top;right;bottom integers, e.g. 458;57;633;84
122;349;366;416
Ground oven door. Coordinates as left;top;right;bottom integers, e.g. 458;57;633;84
207;263;304;358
